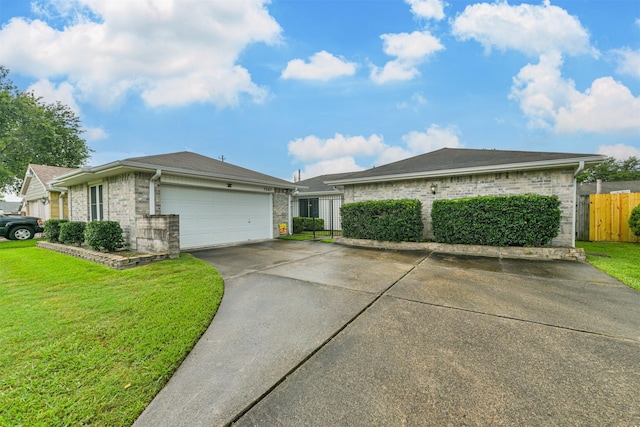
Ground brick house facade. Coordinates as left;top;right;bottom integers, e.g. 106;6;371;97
55;152;296;252
327;148;607;247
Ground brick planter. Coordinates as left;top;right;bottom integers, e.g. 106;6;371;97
37;241;171;270
334;237;586;262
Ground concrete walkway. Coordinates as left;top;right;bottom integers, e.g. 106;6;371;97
134;240;640;426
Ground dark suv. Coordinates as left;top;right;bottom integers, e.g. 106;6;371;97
0;214;44;240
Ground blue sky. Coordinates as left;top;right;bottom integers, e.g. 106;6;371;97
1;0;639;189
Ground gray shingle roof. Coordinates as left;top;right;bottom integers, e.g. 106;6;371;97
122;152;294;188
326;148;606;184
294;172;357;194
29;164;78;186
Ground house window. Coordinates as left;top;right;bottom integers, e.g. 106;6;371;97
90;184;103;221
299;198;319;217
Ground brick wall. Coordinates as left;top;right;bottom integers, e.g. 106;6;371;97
272;190;289;237
343;167;576;247
135;214;180;258
69;184;88;221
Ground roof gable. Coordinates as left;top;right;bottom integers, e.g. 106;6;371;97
326;148;607;184
21;164;79;195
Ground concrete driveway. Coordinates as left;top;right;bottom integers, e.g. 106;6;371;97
134;240;640;426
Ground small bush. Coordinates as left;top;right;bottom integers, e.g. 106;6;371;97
431;194;561;247
43;219;68;242
341;199;424;242
293;217;304;234
59;221;86;246
85;221;125;252
293;217;325;233
629;205;640;237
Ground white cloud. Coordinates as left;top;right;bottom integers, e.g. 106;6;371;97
281;51;357;81
370;31;444;84
83;127;108;141
452;0;597;57
510;53;640;133
0;0;281;108
402;124;462;153
597;144;640;160
288;133;387;162
406;0;445;21
26;79;80;113
289;124;462;175
613;48;640;79
397;92;428;110
298;157;364;180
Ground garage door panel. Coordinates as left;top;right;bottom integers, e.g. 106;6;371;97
162;186;272;249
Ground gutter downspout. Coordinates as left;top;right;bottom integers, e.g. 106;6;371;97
288;190;292;236
572;161;585;248
149;169;161;215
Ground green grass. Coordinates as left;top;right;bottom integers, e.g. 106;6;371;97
576;241;640;291
279;232;337;242
0;241;224;425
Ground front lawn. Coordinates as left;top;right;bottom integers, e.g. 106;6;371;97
576;241;640;291
0;240;224;425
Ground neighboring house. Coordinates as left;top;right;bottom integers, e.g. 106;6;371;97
52;152;297;251
577;180;640;196
325;148;607;247
20;164;79;221
0;200;22;214
291;172;354;231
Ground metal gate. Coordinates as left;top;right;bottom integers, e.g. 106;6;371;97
291;195;343;238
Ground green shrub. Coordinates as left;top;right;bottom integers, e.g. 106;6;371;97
431;194;561;247
293;217;325;233
293;217;305;234
59;221;86;246
85;221;125;252
43;219;68;242
341;199;424;242
629;205;640;237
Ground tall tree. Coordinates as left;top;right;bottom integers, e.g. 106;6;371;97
577;156;640;183
0;66;91;193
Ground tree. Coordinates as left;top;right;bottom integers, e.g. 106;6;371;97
0;66;91;194
576;156;640;183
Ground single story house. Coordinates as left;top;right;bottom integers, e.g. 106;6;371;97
20;164;78;221
53;152;297;251
325;148;607;247
291;172;353;231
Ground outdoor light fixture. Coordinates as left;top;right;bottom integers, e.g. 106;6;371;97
40;197;49;205
430;183;437;195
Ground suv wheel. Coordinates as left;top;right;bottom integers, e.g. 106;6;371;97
10;226;34;240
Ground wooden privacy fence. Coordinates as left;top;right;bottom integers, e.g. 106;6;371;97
588;193;640;242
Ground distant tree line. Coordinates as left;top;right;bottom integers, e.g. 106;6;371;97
0;66;91;194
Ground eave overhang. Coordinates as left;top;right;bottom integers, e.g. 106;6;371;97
52;160;298;190
324;155;608;186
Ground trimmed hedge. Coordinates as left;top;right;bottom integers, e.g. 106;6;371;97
341;199;424;242
85;221;125;252
431;194;561;247
630;204;640;237
43;219;69;242
59;221;86;246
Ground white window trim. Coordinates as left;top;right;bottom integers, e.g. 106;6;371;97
90;183;104;221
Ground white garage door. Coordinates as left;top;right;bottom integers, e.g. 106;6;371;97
162;185;272;249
